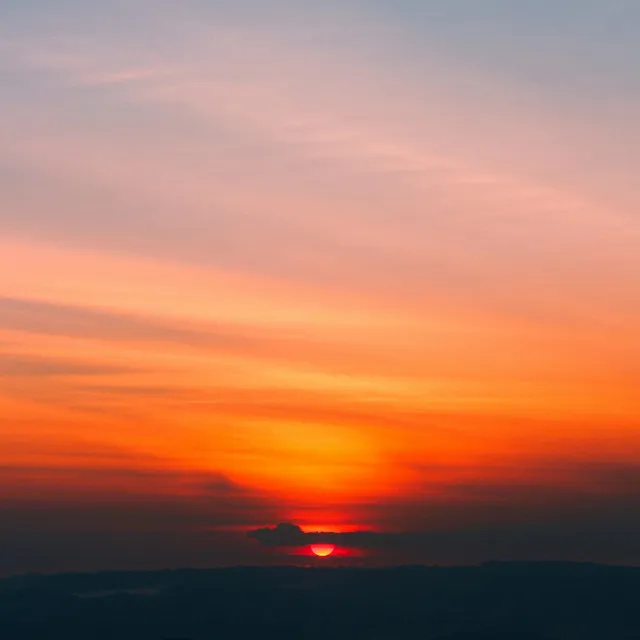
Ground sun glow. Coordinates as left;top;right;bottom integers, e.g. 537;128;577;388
310;544;335;557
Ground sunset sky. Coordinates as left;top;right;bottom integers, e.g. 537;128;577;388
1;0;639;574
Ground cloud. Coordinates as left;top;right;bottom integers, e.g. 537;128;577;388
0;463;256;501
0;499;278;577
0;353;134;377
1;462;279;534
248;523;308;546
0;296;259;351
0;295;451;381
0;456;283;574
249;509;640;564
248;460;640;564
248;522;451;551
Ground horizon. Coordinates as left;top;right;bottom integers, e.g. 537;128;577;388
4;559;640;580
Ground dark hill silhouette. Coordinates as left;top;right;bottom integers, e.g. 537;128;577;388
0;562;637;639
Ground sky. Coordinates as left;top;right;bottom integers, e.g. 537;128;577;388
1;0;639;574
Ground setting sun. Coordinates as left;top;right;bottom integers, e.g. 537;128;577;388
310;544;336;558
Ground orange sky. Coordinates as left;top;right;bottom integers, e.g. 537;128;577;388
1;0;639;570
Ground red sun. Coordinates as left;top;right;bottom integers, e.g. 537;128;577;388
310;544;335;557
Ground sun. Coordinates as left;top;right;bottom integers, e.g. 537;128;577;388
310;544;335;557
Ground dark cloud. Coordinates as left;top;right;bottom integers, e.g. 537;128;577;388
0;463;266;507
249;459;640;565
3;452;640;573
248;522;458;551
0;463;280;576
249;511;640;565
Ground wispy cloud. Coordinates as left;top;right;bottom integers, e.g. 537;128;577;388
0;353;135;378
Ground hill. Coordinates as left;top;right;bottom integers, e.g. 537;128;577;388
0;562;638;639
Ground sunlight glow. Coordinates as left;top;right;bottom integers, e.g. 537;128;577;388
310;544;336;558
